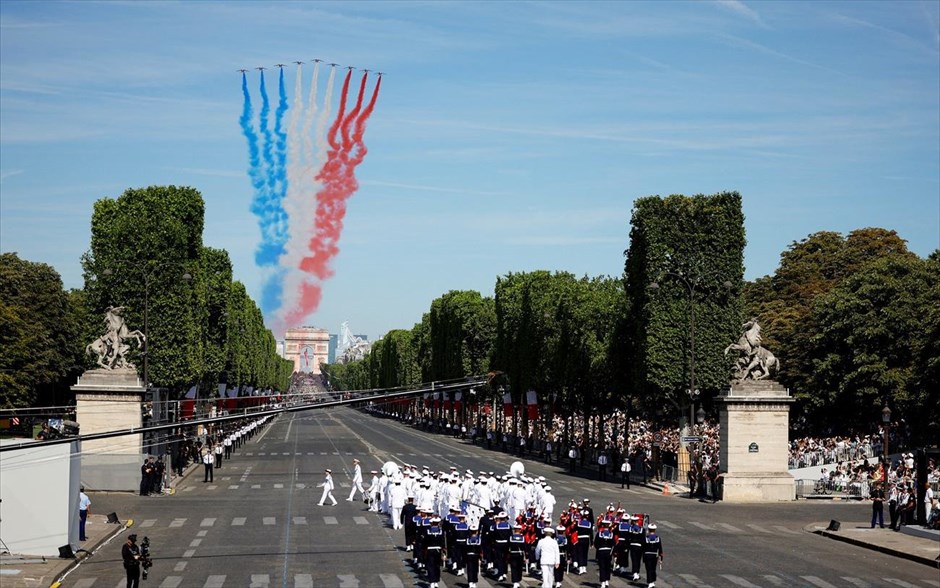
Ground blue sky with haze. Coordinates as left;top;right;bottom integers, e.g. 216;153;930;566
1;0;938;339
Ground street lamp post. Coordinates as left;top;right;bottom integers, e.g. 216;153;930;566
881;403;892;464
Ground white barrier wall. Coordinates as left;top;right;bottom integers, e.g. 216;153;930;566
0;438;81;556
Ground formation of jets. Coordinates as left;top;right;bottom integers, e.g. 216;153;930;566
237;61;385;75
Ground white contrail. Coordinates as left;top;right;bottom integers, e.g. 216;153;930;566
278;63;308;320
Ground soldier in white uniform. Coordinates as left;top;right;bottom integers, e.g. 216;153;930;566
347;458;365;501
390;480;407;529
318;469;338;506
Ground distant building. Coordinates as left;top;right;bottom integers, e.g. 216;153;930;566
328;334;338;364
283;327;330;374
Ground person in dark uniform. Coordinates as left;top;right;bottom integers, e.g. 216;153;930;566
582;499;595;522
202;446;214;483
465;525;483;588
554;524;568;588
614;514;630;574
122;534;141;588
595;519;615;588
491;511;511;581
508;523;527;588
870;482;886;528
628;515;645;582
401;497;418;552
425;516;446;588
480;509;495;572
575;510;593;574
452;513;469;576
140;459;153;496
642;523;663;588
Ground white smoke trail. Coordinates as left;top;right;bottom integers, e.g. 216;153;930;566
278;63;307;320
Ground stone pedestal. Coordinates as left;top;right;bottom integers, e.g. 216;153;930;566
717;380;795;502
72;368;145;492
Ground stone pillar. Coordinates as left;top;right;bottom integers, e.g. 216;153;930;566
717;380;795;502
72;368;145;492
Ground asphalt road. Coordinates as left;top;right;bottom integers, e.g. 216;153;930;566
66;407;939;588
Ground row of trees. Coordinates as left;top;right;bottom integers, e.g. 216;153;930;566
0;186;292;409
325;192;938;444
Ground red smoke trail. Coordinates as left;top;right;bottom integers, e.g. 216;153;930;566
285;73;381;327
327;70;352;151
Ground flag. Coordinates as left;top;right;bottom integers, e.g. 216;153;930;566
454;391;463;411
503;392;513;417
526;389;539;420
184;385;198;399
217;383;226;397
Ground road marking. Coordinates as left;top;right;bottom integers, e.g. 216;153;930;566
295;483;306;489
920;579;940;588
252;484;261;489
197;530;208;537
840;578;870;587
189;539;202;547
688;521;713;531
883;580;919;588
353;516;369;525
677;574;713;587
715;523;744;533
282;452;290;456
320;452;327;455
772;525;801;535
169;518;186;528
182;549;195;558
246;452;254;456
655;520;681;529
340;482;350;488
324;516;339;525
801;577;838;588
332;451;339;455
207;485;217;490
747;524;773;533
232;517;246;526
293;516;308;525
250;574;270;587
259;452;266;456
140;519;156;528
294;574;313;588
379;574;404;587
307;452;315;455
228;485;239;489
221;477;231;481
182;487;194;492
337;574;359;587
263;517;276;525
159;578;182;588
204;575;226;588
173;562;187;572
720;575;762;587
200;517;216;527
761;576;788;587
274;483;284;489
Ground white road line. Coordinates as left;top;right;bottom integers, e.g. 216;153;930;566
320;452;327;455
252;484;261;489
655;520;682;529
231;517;246;526
293;516;308;525
274;483;284;489
677;574;714;587
379;574;404;588
140;519;156;528
189;539;202;547
204;575;226;588
182;487;194;492
920;579;940;588
228;485;239;489
337;574;359;587
200;517;216;527
884;580;920;588
688;521;713;531
159;578;182;588
294;574;313;588
720;575;762;587
353;516;369;525
295;483;306;489
840;578;870;587
307;452;315;455
715;523;744;533
169;518;186;527
197;530;208;537
207;485;217;490
182;549;195;558
324;516;339;525
772;525;801;535
761;574;787;586
173;562;187;572
263;517;276;525
747;524;773;534
282;452;290;456
250;574;270;587
801;577;839;588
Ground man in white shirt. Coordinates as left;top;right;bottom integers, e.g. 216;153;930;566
78;486;91;541
318;469;337;506
347;459;365;501
367;470;381;511
534;526;560;588
389;480;407;529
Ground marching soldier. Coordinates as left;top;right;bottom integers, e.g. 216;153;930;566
628;514;645;582
576;509;593;574
317;469;337;506
202;446;214;483
347;458;365;501
452;513;469;576
425;516;446;588
553;524;569;588
643;523;664;588
492;511;511;581
401;496;418;551
465;524;483;588
508;522;527;588
595;519;615;588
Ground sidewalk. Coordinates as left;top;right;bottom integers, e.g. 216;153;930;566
0;514;130;588
809;521;940;567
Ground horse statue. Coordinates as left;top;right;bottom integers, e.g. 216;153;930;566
86;305;146;370
738;346;780;380
724;318;761;358
725;318;779;381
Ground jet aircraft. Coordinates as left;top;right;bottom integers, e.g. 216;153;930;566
312;58;323;63
275;64;286;69
237;69;248;73
346;66;355;71
256;66;266;71
328;63;338;67
293;61;303;66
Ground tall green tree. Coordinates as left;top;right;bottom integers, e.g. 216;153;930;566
623;192;744;418
0;253;81;407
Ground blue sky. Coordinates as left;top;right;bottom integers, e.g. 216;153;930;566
1;0;938;340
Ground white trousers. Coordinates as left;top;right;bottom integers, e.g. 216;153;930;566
541;564;555;588
348;480;364;500
391;506;403;529
318;486;337;505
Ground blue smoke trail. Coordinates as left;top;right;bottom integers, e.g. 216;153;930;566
252;71;285;316
274;67;289;217
240;73;265;204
